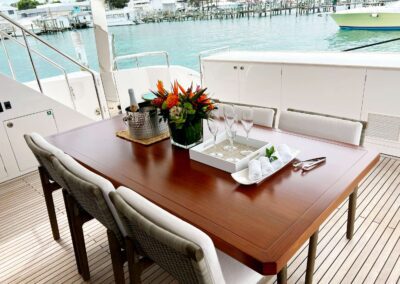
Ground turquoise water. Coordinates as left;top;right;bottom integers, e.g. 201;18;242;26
1;13;400;82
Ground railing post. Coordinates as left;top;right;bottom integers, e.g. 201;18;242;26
0;33;16;80
22;30;43;93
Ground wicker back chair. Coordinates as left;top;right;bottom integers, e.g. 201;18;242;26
24;133;66;241
52;154;126;282
110;190;216;283
110;187;270;284
278;109;366;242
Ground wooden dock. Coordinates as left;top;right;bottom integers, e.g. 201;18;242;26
141;0;395;23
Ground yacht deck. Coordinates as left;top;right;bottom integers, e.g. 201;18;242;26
0;155;399;283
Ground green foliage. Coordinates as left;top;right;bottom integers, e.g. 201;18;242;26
17;0;39;10
266;146;278;162
106;0;129;9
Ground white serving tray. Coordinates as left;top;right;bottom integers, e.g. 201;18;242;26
189;133;270;173
231;147;300;185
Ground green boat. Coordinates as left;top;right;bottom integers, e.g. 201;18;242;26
330;2;400;30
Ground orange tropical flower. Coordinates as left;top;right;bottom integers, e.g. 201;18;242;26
197;94;208;103
166;94;179;109
178;82;186;95
157;80;165;95
172;81;179;96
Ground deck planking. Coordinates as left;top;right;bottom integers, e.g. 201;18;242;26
0;155;399;283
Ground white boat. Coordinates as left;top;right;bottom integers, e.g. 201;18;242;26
13;17;44;36
88;8;137;27
330;1;400;30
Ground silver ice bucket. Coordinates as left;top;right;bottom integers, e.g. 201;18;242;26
123;105;168;140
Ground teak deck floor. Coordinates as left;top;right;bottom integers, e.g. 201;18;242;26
0;155;399;283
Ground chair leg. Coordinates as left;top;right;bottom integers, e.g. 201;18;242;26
68;195;90;281
347;187;358;240
62;190;82;274
108;230;126;284
277;265;287;284
126;238;141;284
39;166;60;240
305;229;319;284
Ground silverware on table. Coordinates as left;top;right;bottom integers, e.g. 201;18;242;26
293;157;326;171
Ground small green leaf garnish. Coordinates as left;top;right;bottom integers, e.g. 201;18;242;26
265;146;278;162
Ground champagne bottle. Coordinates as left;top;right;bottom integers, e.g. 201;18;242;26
128;89;139;112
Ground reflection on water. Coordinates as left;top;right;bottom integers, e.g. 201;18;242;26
327;29;400;51
0;13;399;82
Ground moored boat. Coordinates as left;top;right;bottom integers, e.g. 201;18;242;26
330;1;400;30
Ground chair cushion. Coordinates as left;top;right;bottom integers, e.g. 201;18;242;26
237;106;275;128
31;132;64;156
116;186;226;284
216;104;275;127
216;250;272;284
55;152;126;236
278;111;363;146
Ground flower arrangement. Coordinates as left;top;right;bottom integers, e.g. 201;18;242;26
150;80;216;148
151;80;215;128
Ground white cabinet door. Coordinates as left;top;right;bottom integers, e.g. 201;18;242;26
202;61;240;103
4;110;58;172
0;154;7;179
238;63;282;108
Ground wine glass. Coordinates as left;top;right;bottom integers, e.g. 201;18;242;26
207;110;223;158
225;120;240;162
240;107;254;156
223;104;237;152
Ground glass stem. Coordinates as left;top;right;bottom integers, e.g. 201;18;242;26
213;135;217;151
246;132;249;148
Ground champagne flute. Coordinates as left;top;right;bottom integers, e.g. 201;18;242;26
225;119;240;162
207;110;223;158
240;107;254;156
223;104;237;152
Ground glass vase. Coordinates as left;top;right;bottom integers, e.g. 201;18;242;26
168;119;203;149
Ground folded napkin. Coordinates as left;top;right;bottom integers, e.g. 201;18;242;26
259;156;274;176
277;144;293;163
248;159;262;181
271;153;284;170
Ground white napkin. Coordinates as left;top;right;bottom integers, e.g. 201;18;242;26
271;153;284;170
277;144;293;163
248;159;262;181
259;156;274;176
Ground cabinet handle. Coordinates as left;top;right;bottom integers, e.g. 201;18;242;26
6;122;13;128
233;66;237;70
240;66;244;70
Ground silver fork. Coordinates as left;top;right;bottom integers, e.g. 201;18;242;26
293;157;326;171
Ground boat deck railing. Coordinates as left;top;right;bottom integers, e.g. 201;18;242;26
113;51;170;70
198;46;230;84
0;30;77;110
0;12;105;118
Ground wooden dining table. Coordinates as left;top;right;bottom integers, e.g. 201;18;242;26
49;116;379;283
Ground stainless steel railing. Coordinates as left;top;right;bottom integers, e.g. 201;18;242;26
198;46;229;85
0;12;105;118
113;51;170;69
0;30;77;110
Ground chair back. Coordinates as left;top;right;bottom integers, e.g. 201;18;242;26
24;133;66;188
278;110;365;146
110;187;226;284
51;155;125;245
216;102;276;128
